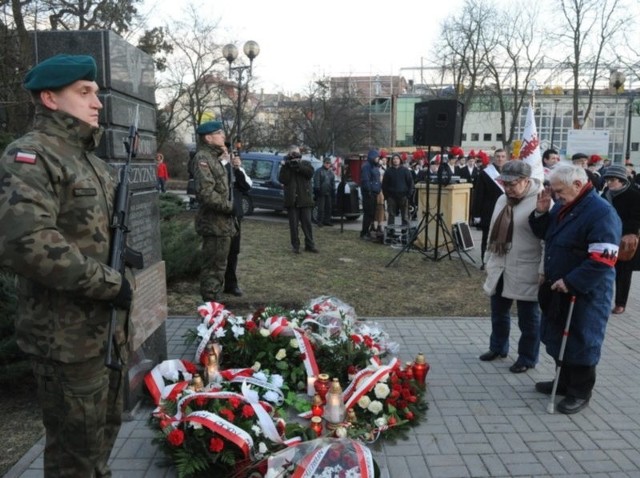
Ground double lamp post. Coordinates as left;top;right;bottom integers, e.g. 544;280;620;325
222;41;260;152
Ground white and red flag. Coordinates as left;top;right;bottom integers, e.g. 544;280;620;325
519;102;544;182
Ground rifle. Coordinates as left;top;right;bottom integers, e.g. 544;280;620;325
105;106;144;370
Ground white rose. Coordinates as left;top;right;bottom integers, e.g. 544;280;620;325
254;371;268;382
251;424;263;436
259;328;270;337
335;426;347;438
270;374;284;389
374;417;387;428
275;348;287;361
214;327;226;339
367;400;384;415
232;324;245;338
258;442;268;454
374;383;390;399
251;361;261;372
357;395;371;409
263;390;280;403
289;338;299;348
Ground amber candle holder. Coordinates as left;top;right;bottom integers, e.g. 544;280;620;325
310;416;323;436
314;373;330;403
311;394;324;417
412;353;430;385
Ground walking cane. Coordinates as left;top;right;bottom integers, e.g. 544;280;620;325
547;295;577;414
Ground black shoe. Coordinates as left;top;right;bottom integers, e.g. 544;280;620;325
535;380;567;396
479;350;507;361
305;247;319;253
557;396;590;415
509;363;533;373
224;287;243;297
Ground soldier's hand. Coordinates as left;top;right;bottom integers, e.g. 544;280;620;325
113;276;133;310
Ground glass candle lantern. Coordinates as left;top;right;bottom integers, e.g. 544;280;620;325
323;378;346;429
412;353;430;385
310;416;323;436
314;373;330;402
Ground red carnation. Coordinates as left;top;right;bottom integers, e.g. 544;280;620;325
219;408;235;422
209;436;225;452
245;320;257;332
397;399;408;409
242;404;255;418
195;396;208;407
350;334;362;344
405;411;415;420
347;365;357;375
229;396;241;409
167;429;184;447
388;416;397;426
363;336;374;348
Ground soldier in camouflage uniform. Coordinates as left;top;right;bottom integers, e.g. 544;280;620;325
190;121;236;301
0;54;133;477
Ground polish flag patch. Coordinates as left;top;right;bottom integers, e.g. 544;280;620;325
15;151;37;164
588;242;619;267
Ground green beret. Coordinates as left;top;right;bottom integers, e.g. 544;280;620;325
196;121;224;135
24;54;97;91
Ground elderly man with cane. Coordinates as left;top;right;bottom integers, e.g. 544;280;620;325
529;164;621;414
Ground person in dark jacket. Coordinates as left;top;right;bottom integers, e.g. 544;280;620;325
224;152;252;296
572;152;603;190
382;153;414;226
279;146;318;253
529;164;621;414
471;149;507;268
313;157;336;226
360;149;382;240
601;164;640;314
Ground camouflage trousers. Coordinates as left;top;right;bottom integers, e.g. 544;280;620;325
200;235;232;301
31;351;126;477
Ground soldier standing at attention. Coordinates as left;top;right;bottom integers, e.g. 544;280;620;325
190;121;235;301
0;54;133;477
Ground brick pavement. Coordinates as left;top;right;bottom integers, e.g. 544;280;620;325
6;226;640;477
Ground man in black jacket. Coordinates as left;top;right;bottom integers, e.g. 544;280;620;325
471;149;507;268
383;154;414;226
224;152;252;296
279;146;318;253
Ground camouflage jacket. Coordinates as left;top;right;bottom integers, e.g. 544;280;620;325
0;107;125;363
190;143;235;236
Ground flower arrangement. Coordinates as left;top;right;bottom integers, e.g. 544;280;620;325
147;297;429;477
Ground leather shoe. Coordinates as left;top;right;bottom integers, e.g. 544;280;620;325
224;287;243;297
557;396;590;415
305;247;319;253
535;381;567;396
509;363;533;373
612;305;625;314
479;350;507;361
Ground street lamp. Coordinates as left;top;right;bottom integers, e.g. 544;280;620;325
609;69;633;163
222;40;260;150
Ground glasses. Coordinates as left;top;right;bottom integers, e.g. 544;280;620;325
501;178;525;188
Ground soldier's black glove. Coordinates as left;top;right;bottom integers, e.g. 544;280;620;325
113;276;133;310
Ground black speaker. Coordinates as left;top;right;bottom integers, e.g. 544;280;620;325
413;99;464;147
453;221;474;251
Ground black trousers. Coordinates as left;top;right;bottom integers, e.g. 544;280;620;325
361;191;376;236
555;362;597;400
287;207;314;250
480;225;490;263
224;221;241;289
316;193;333;225
615;261;634;307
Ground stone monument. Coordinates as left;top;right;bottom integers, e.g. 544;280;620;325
31;30;168;412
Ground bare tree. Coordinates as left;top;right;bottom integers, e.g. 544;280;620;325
433;0;495;124
483;1;545;150
42;0;139;33
556;0;630;128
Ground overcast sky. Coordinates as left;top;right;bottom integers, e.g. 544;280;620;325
143;0;467;94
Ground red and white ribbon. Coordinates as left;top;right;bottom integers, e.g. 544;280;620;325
144;359;193;406
262;315;290;336
292;329;319;380
183;410;253;459
343;358;400;410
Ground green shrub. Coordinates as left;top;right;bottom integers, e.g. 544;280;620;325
158;194;201;282
0;269;31;385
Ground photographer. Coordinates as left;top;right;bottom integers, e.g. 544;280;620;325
279;146;318;253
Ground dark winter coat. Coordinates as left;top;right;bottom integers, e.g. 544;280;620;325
360;157;381;194
603;184;640;269
529;188;622;366
471;164;504;228
279;159;315;208
382;166;414;201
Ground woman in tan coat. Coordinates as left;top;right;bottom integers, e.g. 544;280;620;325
479;161;545;373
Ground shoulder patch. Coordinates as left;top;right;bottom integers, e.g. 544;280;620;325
15;151;37;165
198;161;208;167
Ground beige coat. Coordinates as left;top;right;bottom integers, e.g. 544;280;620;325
483;179;545;301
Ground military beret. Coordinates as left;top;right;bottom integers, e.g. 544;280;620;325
196;121;224;135
24;54;98;91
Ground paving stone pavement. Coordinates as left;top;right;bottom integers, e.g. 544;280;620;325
6;227;640;478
